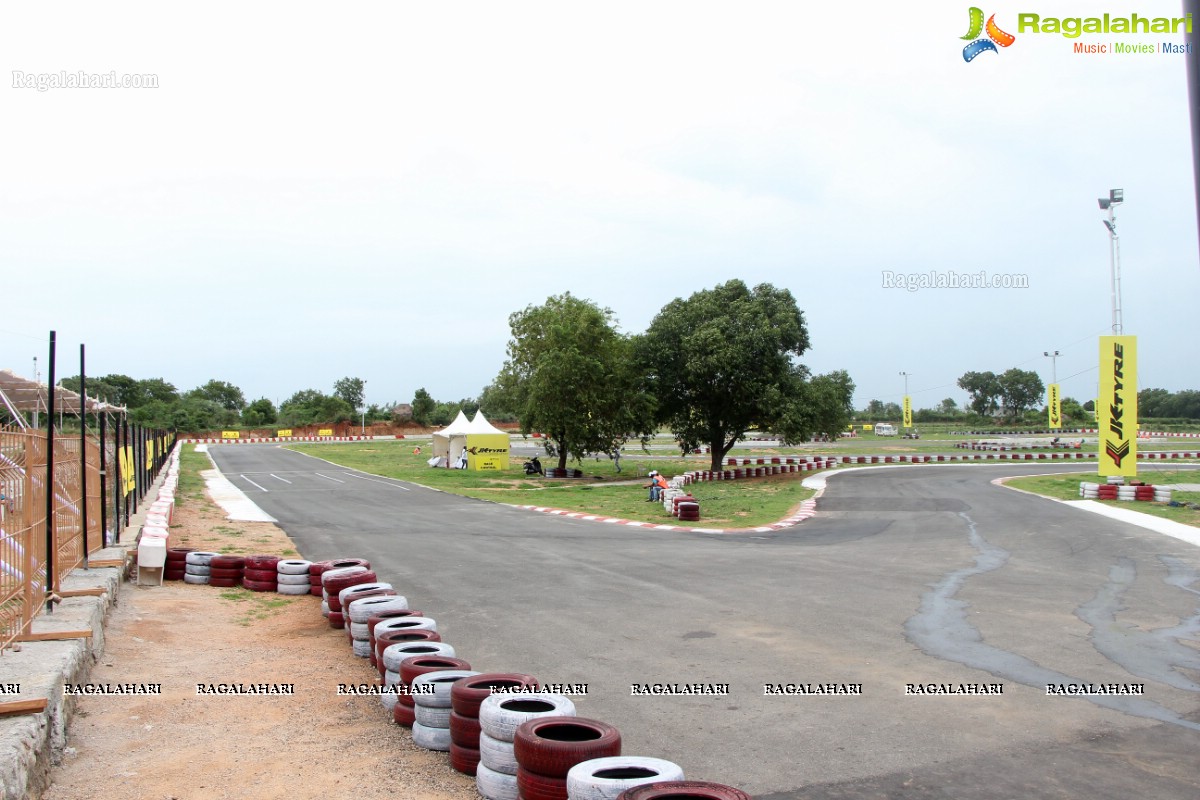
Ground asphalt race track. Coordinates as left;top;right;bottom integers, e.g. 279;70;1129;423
206;445;1200;799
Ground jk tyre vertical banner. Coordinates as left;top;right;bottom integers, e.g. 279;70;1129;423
1098;336;1137;477
1047;384;1061;430
902;396;912;428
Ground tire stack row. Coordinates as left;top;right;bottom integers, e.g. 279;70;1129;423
163;547;194;581
476;693;577;800
373;615;437;679
394;654;471;728
276;559;313;595
337;583;396;651
184;551;221;585
449;673;540;777
243;554;281;592
310;558;370;599
616;783;750;800
566;757;685;799
208;555;245;587
514;716;621;800
321;565;378;628
368;608;427;671
345;593;406;656
379;638;451;715
411;668;480;752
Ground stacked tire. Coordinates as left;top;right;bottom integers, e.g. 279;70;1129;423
374;619;438;681
566;757;685;799
276;559;313;595
322;565;378;628
310;558;370;599
411;668;480;752
1155;486;1173;503
243;554;281;592
476;693;577;800
449;673;540;777
184;551;221;585
164;548;194;581
1097;484;1119;500
1080;482;1099;499
616;782;750;800
368;608;427;670
208;555;245;587
677;502;701;522
379;638;450;714
345;595;408;657
394;654;472;728
514;716;621;800
337;583;395;648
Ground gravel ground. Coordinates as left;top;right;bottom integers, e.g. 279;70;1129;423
41;497;478;800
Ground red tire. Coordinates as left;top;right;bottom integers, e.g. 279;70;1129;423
208;577;239;588
166;547;195;561
516;766;569;800
450;710;482;748
309;558;370;576
163;570;186;581
393;701;416;727
210;555;245;569
338;586;395;610
244;554;281;570
399;656;473;686
243;568;279;582
208;567;243;579
397;692;416;709
322;569;378;594
328;611;345;628
616;782;752;800
449;742;480;776
514;717;621;779
243;579;277;592
451;673;540;717
367;609;425;638
376;630;442;677
309;586;323;596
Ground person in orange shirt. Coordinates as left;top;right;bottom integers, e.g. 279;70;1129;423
646;470;669;501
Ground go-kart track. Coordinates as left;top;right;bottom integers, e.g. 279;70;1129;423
208;445;1200;799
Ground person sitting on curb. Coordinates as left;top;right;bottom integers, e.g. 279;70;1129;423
646;470;669;502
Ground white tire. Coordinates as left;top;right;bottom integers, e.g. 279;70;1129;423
277;583;309;596
479;731;517;774
349;621;371;640
347;595;409;624
411;721;452;751
478;693;576;742
374;617;437;638
414;703;452;728
321;565;369;586
381;685;400;711
184;564;211;576
476;762;518;800
276;559;312;575
412;669;480;708
185;551;221;566
351;639;373;658
384;670;400;687
381;641;456;672
566;757;685;800
276;573;310;585
321;599;330;617
183;573;209;585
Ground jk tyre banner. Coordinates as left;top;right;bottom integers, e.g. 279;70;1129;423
1047;383;1061;430
1098;336;1137;477
902;396;912;428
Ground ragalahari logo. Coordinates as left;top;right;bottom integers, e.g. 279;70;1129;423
962;7;1016;61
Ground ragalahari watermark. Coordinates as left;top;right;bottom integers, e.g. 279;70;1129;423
12;70;159;92
882;270;1029;292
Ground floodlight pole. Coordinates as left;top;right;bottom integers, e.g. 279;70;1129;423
1099;189;1124;335
899;371;910;396
361;380;367;436
1043;350;1059;384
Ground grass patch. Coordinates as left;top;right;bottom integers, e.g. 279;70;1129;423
179;445;212;501
216;587;298;626
1005;469;1200;528
287;440;817;528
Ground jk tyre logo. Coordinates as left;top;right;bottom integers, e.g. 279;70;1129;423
962;7;1016;61
1098;336;1138;477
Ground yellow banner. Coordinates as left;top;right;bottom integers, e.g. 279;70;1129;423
861;424;872;431
902;396;912;428
1098;336;1137;477
221;430;240;439
277;429;293;438
121;445;136;496
1047;383;1062;429
318;428;334;437
146;439;155;471
466;434;509;471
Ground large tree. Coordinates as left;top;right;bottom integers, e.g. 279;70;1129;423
639;279;814;471
188;379;246;411
997;368;1044;419
497;292;654;471
334;377;366;409
411;388;436;427
957;371;1002;417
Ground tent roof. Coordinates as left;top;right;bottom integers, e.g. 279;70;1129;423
0;369;125;421
467;411;507;435
432;409;472;437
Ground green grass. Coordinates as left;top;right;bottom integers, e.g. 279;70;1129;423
216;587;298;626
1005;469;1200;527
286;440;817;528
178;445;211;501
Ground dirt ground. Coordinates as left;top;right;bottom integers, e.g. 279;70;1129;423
42;496;477;800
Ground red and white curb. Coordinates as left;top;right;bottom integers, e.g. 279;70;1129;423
507;497;819;535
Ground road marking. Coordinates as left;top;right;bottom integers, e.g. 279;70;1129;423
342;472;410;491
313;472;345;483
239;475;269;493
269;474;292;484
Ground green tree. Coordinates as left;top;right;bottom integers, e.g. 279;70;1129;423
334;377;366;409
958;371;1002;417
140;378;179;405
498;292;654;471
777;370;856;441
188;380;246;411
639;280;812;471
242;397;278;426
411;388;436;427
998;368;1044;419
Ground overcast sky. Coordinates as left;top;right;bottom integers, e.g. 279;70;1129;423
2;1;1197;413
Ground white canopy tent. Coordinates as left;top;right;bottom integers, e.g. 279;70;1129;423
466;411;507;435
430;410;472;468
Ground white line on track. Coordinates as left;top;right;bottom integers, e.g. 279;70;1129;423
269;474;292;484
239;474;270;493
313;472;345;483
341;472;410;490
